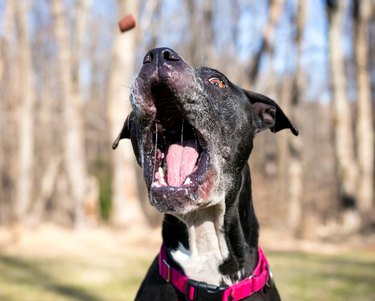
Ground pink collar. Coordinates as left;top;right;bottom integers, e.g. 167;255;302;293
159;244;271;301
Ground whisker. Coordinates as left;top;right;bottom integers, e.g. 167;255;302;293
119;84;133;90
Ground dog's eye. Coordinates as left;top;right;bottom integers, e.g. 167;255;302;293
209;78;226;89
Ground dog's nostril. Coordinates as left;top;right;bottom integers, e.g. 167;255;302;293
143;52;153;64
143;48;181;65
161;49;180;61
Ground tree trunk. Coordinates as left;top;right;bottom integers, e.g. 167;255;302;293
72;0;90;92
287;0;306;237
51;0;90;228
354;0;374;213
187;0;213;66
248;0;284;84
108;0;145;227
0;0;17;224
140;0;161;50
327;1;360;231
15;1;35;223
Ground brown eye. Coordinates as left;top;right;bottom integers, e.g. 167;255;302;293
209;78;226;89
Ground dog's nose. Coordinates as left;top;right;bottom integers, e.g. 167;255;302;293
143;48;181;64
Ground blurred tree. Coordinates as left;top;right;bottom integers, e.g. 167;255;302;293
0;0;17;224
353;0;374;215
15;1;35;224
287;0;306;237
248;0;285;85
187;0;213;66
139;0;161;51
51;0;93;228
326;0;360;231
107;0;145;227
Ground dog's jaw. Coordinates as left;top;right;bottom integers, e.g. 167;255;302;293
171;201;230;285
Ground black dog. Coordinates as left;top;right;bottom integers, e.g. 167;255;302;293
113;48;298;301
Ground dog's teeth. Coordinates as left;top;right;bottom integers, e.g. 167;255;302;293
158;167;165;178
158;167;168;186
152;182;161;188
184;177;192;185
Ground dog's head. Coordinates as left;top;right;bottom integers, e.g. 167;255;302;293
113;48;298;215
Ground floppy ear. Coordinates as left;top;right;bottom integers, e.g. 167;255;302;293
243;89;299;136
112;111;134;150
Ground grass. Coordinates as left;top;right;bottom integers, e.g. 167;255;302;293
0;252;150;301
0;249;374;301
270;251;375;301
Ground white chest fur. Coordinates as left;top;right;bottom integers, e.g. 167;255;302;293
170;203;229;286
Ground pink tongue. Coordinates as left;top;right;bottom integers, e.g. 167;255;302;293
166;141;199;186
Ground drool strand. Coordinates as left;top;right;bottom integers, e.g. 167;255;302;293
193;128;198;150
180;119;185;146
150;121;159;200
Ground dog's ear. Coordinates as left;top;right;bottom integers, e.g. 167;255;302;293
243;89;299;136
112;112;134;150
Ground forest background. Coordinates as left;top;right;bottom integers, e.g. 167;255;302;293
0;0;374;300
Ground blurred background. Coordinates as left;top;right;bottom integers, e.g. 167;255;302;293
0;0;374;300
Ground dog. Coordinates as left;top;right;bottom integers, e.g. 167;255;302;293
113;48;298;301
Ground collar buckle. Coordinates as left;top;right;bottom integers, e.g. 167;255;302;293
162;259;171;283
265;264;274;288
185;279;227;301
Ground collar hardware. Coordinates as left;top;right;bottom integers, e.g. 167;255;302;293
185;279;227;301
162;259;171;282
159;244;270;301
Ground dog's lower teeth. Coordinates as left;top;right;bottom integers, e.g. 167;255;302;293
152;182;161;188
158;167;165;178
184;177;192;185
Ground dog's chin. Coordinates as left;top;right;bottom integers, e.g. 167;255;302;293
149;193;215;215
145;160;217;214
149;191;198;214
148;176;216;214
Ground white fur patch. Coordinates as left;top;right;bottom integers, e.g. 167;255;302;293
171;202;230;285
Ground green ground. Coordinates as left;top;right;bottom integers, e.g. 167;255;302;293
0;249;374;301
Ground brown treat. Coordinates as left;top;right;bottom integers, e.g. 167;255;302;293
118;14;136;33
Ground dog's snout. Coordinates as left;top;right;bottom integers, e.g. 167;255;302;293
143;48;181;65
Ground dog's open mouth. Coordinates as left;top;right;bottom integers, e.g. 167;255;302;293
151;120;202;188
143;85;213;211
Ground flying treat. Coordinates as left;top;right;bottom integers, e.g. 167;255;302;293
118;14;136;33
